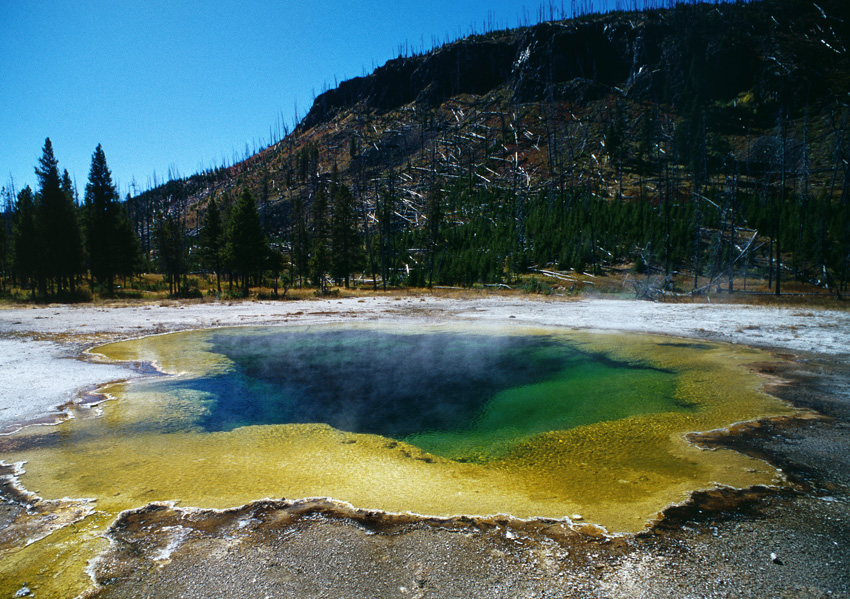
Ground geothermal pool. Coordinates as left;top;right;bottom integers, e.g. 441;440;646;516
0;323;794;597
128;326;685;459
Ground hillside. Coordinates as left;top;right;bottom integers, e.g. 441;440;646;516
129;0;850;297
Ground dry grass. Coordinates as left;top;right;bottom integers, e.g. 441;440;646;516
1;268;847;311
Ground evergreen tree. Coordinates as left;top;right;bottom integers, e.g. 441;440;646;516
34;138;62;295
114;205;142;287
34;138;84;295
61;170;76;203
266;247;290;297
12;186;39;297
0;187;10;292
309;185;330;291
330;182;361;287
61;168;85;291
0;214;6;293
198;198;224;293
225;188;267;297
154;215;185;296
84;144;121;292
291;194;310;287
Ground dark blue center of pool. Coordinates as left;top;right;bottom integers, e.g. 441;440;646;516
154;328;675;442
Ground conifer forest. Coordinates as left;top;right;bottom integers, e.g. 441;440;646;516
2;0;849;301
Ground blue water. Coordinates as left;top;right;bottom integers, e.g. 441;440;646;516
139;328;678;447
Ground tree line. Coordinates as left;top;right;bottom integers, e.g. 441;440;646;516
177;154;848;300
0;140;297;301
105;79;850;302
191;169;363;298
4;97;848;301
1;139;141;299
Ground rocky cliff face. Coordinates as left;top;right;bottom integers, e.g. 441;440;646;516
302;34;521;128
302;0;848;132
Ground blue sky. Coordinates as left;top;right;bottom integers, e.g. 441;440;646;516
1;0;632;200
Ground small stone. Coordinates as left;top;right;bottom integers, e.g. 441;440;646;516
15;587;31;598
571;514;583;521
770;552;783;565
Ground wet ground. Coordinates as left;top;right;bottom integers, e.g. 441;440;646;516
81;354;850;599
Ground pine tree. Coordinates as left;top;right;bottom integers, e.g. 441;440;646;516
84;144;121;292
34;139;84;295
60;169;85;292
266;248;290;297
34;139;61;295
0;186;11;292
114;205;142;288
154;215;185;296
291;194;310;287
330;182;361;287
199;198;224;293
309;185;330;291
12;186;39;297
225;188;267;297
0;214;6;293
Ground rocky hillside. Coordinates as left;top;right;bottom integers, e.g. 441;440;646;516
129;0;850;294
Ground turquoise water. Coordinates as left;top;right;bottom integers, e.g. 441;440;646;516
139;327;682;460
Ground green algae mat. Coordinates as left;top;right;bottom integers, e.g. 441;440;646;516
0;323;794;597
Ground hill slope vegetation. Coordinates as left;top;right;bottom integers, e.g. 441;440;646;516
11;0;850;300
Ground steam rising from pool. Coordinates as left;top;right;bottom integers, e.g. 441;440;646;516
156;328;680;460
0;323;795;597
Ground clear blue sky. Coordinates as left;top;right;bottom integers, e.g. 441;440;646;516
2;0;636;201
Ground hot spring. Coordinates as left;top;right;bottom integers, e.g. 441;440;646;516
0;323;794;596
